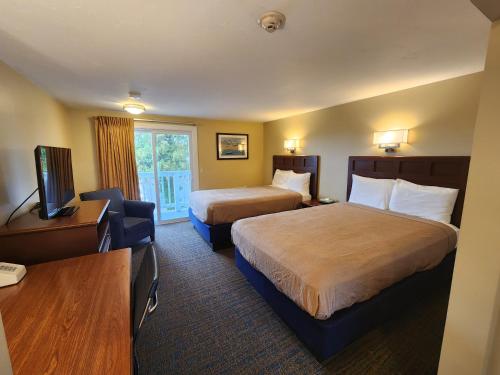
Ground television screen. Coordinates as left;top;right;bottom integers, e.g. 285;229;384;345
34;146;75;219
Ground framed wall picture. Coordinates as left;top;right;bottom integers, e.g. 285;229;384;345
216;133;249;160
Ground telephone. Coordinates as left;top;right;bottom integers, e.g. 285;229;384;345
0;263;27;287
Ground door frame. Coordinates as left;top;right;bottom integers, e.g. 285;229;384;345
134;121;199;224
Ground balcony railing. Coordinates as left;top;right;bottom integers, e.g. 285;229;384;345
138;170;191;221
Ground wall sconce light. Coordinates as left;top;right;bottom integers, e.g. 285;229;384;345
284;139;299;153
373;129;408;152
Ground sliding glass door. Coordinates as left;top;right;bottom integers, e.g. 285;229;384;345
134;122;198;224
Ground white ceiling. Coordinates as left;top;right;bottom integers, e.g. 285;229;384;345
0;0;491;122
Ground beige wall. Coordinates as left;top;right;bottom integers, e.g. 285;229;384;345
0;61;70;224
263;73;482;200
439;21;500;375
0;57;263;221
66;108;264;196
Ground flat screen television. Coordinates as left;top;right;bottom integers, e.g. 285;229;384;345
34;146;77;219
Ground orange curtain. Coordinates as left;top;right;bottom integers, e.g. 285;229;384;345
95;116;140;200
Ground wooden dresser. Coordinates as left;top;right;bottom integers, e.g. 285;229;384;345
0;200;110;265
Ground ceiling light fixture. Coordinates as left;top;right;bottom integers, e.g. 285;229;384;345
258;11;286;33
123;103;146;115
123;91;146;115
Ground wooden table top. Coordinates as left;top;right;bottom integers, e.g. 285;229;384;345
0;200;110;236
0;249;131;375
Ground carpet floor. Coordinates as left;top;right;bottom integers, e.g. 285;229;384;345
132;222;450;375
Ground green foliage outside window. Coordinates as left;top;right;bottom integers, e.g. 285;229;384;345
40;147;48;172
134;131;190;172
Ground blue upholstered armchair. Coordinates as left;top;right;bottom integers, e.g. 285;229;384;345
80;188;155;249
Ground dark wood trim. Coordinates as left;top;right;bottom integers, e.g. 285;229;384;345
347;156;470;227
471;0;500;22
216;133;249;160
273;155;320;199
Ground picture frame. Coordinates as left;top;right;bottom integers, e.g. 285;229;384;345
216;133;249;160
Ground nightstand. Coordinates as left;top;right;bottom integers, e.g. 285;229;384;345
302;199;337;208
302;199;321;208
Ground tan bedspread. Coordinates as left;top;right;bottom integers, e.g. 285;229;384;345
189;186;303;225
232;203;457;320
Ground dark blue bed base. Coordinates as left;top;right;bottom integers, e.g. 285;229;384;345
235;247;455;361
189;208;233;250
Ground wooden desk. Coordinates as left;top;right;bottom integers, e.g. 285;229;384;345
0;249;131;375
0;200;111;265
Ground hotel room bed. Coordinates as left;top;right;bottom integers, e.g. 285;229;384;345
189;155;319;249
233;202;458;320
190;186;304;225
234;155;470;360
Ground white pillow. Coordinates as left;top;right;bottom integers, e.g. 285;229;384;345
272;169;293;188
348;175;395;210
285;171;311;198
388;179;459;223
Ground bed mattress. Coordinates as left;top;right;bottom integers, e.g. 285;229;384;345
189;186;304;225
232;202;457;320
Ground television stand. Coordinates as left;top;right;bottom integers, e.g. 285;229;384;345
0;200;111;265
57;205;80;217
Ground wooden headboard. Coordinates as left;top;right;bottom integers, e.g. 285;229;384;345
347;156;470;227
273;155;320;199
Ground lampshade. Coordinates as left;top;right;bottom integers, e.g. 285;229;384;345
373;129;408;147
123;103;146;115
284;139;298;149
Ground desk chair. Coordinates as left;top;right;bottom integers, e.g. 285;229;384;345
133;244;159;373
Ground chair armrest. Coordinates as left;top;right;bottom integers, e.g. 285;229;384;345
124;200;155;220
109;210;124;224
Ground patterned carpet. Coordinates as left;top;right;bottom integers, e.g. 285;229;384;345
132;222;450;375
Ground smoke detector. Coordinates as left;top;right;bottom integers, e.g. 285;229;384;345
258;11;286;33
